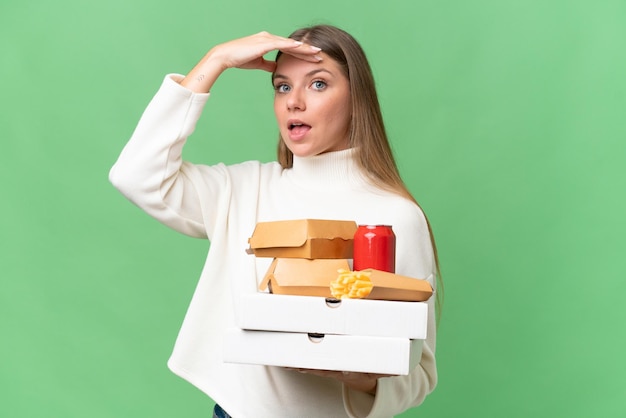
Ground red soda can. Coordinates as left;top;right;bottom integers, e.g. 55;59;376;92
353;225;396;273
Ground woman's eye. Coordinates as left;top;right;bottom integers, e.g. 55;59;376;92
312;80;327;90
275;84;291;93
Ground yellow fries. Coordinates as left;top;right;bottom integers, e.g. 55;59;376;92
330;269;373;299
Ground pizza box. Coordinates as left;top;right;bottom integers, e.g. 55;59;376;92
237;292;428;339
223;328;423;375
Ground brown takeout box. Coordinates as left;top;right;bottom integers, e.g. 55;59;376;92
259;258;433;302
247;219;357;259
259;258;350;298
362;269;433;302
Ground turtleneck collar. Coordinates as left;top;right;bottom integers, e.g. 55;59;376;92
284;148;370;191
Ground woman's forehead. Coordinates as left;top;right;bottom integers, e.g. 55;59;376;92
274;53;344;80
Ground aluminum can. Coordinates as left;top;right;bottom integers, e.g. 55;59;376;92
353;225;396;273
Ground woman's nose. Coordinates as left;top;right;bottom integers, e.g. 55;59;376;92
287;91;305;111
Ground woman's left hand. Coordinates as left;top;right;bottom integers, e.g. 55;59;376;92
288;368;392;395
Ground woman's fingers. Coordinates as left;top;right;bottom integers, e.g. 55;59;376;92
276;38;323;62
286;368;387;395
280;47;323;63
227;32;322;70
238;48;322;73
257;58;277;73
280;42;322;55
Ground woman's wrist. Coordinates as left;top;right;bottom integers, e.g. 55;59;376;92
180;49;227;93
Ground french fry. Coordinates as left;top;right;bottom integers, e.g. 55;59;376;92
330;269;373;299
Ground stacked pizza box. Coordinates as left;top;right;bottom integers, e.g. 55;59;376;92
223;219;433;375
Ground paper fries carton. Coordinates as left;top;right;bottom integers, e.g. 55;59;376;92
357;269;434;302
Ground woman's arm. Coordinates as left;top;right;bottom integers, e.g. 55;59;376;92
109;75;211;237
109;32;322;236
180;31;322;93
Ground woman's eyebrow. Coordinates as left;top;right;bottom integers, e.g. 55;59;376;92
272;68;334;82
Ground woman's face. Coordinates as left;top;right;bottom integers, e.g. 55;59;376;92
273;53;351;158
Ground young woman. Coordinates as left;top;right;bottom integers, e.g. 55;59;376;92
110;25;440;418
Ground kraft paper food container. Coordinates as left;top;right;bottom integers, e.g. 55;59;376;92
362;269;434;302
247;219;357;259
237;292;429;339
223;328;423;375
260;260;434;302
259;258;350;298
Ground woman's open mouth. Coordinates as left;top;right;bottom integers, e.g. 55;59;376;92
288;121;311;140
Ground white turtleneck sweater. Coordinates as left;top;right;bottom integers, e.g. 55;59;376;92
109;75;437;418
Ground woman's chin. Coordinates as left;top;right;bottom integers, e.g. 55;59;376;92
286;143;351;159
284;143;318;158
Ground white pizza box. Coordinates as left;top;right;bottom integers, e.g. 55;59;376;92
223;328;423;375
237;292;428;339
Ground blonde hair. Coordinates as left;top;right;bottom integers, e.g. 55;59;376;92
275;25;443;318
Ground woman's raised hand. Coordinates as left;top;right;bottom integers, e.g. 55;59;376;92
181;31;322;93
209;31;321;71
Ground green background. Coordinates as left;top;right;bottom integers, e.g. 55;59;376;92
2;0;624;416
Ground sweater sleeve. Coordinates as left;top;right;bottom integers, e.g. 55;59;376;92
109;74;218;238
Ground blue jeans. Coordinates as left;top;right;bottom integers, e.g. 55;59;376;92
213;404;232;418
